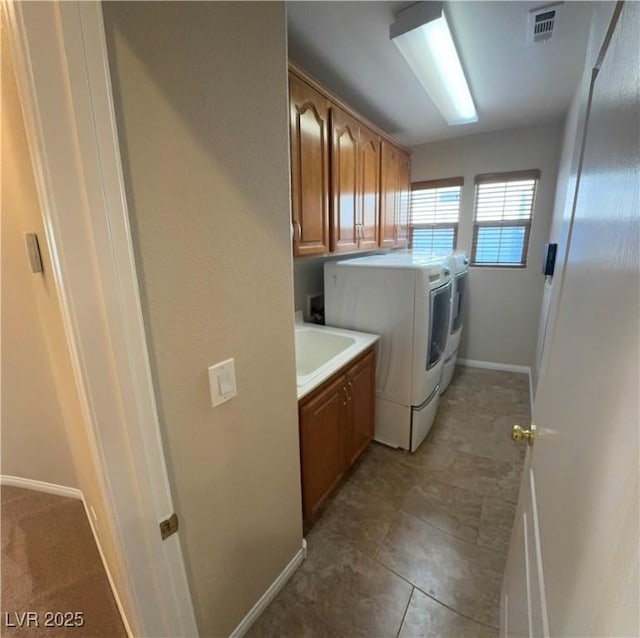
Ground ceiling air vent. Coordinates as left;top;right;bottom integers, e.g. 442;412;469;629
528;2;563;45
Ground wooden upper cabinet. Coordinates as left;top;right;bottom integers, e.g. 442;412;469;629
332;107;381;253
358;127;381;250
289;64;410;257
289;72;331;257
380;141;411;248
331;107;359;253
380;141;400;248
396;150;411;248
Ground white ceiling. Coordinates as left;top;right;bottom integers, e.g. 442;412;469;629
286;1;593;147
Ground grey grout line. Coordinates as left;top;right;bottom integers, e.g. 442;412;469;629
371;558;499;632
398;506;482;547
373;508;400;560
412;586;500;632
395;586;414;638
396;509;507;557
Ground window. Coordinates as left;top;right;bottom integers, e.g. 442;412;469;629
410;177;463;254
471;170;540;267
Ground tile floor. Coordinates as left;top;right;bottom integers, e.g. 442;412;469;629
249;366;530;638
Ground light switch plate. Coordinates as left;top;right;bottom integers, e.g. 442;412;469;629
208;358;237;407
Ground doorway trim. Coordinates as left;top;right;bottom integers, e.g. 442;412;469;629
3;2;198;635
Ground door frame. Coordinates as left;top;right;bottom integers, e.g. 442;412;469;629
3;2;198;635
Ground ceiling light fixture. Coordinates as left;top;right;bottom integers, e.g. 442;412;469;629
390;1;478;125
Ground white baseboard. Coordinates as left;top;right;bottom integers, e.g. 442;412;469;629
457;358;531;375
0;474;133;638
0;474;83;500
230;539;307;638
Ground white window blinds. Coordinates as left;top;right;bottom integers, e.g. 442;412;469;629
471;170;540;267
410;177;463;254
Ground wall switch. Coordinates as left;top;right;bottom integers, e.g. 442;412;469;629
208;358;237;407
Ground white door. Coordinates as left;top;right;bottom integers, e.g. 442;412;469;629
501;3;640;637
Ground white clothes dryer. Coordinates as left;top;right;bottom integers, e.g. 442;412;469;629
324;252;451;452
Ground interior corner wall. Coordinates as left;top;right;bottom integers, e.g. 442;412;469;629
102;3;302;635
411;122;563;370
1;13;77;488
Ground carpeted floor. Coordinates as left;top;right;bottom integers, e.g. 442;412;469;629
1;486;127;637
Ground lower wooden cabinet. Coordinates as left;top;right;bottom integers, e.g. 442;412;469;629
298;347;375;521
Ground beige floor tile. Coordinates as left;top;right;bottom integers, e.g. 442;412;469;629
246;585;339;638
449;452;521;503
398;589;498;638
395;441;458;473
477;497;517;554
307;480;397;556
251;366;530;632
348;443;416;503
285;535;413;637
399;476;483;542
377;512;504;628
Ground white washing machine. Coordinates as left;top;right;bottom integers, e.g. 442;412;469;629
440;251;469;394
324;253;451;452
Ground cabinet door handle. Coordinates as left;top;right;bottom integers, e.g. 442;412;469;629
347;381;353;401
293;220;302;243
343;386;348;406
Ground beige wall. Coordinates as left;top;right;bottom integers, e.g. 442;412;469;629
411;122;563;370
103;3;302;635
1;14;77;488
293;250;383;315
533;4;616;395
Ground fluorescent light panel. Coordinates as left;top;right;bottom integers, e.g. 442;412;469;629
391;2;477;126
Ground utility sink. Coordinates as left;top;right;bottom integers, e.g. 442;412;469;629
295;329;356;376
294;321;379;400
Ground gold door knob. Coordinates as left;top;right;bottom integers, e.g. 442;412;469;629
512;424;535;445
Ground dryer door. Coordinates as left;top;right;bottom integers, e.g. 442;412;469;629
411;280;451;405
427;282;451;370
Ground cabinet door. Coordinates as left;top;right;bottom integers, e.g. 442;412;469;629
346;350;376;466
331;107;359;253
299;375;347;520
396;151;411;248
289;73;331;257
379;140;399;247
358;127;380;250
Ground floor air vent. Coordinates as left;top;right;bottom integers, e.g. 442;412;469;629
528;2;563;44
